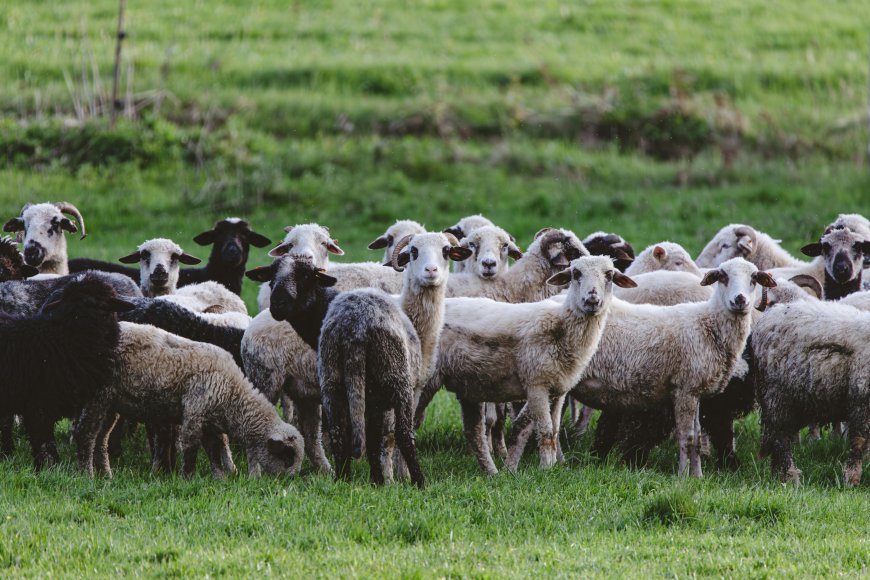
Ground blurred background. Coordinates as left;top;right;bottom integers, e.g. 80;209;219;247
1;0;868;307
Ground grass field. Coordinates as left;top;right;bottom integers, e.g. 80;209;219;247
1;0;870;576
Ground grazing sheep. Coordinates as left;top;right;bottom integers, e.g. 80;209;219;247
754;299;870;485
696;224;804;271
434;256;633;474
256;223;345;311
75;322;304;478
317;233;471;486
625;242;703;276
2;202;86;275
118;238;202;297
582;232;636;273
562;258;775;477
0;275;133;469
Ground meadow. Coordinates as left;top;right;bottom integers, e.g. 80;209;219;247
1;0;870;575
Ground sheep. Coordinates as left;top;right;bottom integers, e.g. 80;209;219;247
256;223;346;311
315;233;471;487
0;275;134;469
839;290;870;310
625;242;703;277
582;232;636;273
558;258;776;477
798;226;870;300
453;225;523;280
432;256;634;475
443;214;497;273
368;219;427;264
118;238;202;298
613;270;712;306
753;299;870;485
2;202;87;275
156;281;248;315
74;321;304;478
696;224;805;271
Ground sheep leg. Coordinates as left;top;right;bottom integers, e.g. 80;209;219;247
460;399;498;475
149;425;178;474
395;390;425;488
0;414;13;458
505;403;534;469
178;419;205;478
491;404;508;460
575;405;595;438
768;430;800;484
569;397;580;426
806;423;821;441
380;411;397;483
22;412;59;471
705;413;738;470
296;398;333;474
107;416;125;459
280;393;296;425
94;413;120;478
202;432;234;478
414;373;442;430
529;389;557;470
691;407;703;477
550;396;565;464
673;393;701;477
365;410;386;486
74;399;111;477
591;409;621;459
322;380;353;483
844;414;870;487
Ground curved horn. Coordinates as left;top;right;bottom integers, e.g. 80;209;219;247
756;286;769;312
538;230;565;249
789;274;823;299
54;202;86;240
534;227;553;240
390;235;414;272
443;233;461;247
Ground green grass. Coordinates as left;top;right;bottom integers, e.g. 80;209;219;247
1;0;870;576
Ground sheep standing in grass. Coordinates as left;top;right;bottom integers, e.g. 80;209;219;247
433;256;633;474
76;322;303;478
317;233;471;486
558;258;775;477
754;299;870;485
0;275;133;469
2;202;87;275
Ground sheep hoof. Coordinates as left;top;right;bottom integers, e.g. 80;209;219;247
844;468;862;488
785;467;802;486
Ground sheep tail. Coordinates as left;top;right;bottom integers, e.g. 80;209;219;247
345;346;367;459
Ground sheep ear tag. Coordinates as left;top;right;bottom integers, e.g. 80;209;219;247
245;266;274;283
448;247;473;262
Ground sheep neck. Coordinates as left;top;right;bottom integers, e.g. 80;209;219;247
823;270;863;301
504;253;557;303
222;381;274;445
754;235;805;270
400;280;446;379
201;251;246;295
41;257;68;276
288;287;340;351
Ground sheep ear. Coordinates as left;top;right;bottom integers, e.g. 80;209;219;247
368;235;391;250
106;297;137;313
248;231;272;248
613;272;637;288
448;247;473;262
20;264;39;278
192;230;216;245
3;218;24;233
118;251;141;264
652;245;666;260
534;227;553;240
268;243;290;258
443;226;464;240
178;252;202;265
612;249;634;263
700;269;724;286
326;239;345;256
245;265;274;282
752;271;777;289
383;252;411;269
507;243;523;260
859;241;870;255
59;218;78;234
800;242;823;257
315;270;338;287
546;269;572;287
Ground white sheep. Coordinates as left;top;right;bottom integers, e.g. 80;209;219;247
75;322;304;479
119;238;202;297
435;255;635;474
2;202;87;274
157;281;248;314
625;242;702;276
696;224;805;271
443;214;497;273
613;270;711;306
367;219;427;264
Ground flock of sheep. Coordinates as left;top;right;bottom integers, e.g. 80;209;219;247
1;201;869;487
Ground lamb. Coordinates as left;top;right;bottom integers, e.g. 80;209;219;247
2;202;87;275
118;238;202;297
560;258;776;477
0;275;133;469
625;242;703;277
316;232;471;487
453;225;523;279
753;299;870;485
156;281;248;315
433;256;634;475
582;232;636;272
75;322;304;478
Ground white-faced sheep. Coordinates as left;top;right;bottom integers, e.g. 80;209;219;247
753;299;870;485
2;202;86;275
316;232;471;487
453;225;522;280
0;275;134;469
75;322;304;479
434;255;634;475
118;238;202;297
368;219;428;264
443;214;497;273
558;258;776;477
625;242;703;277
613;270;712;306
696;224;805;271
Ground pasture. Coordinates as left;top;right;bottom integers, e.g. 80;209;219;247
1;0;870;575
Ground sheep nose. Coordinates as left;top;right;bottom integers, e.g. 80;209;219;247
584;296;601;310
425;265;439;275
23;243;44;266
733;294;747;308
481;259;496;269
833;255;852;281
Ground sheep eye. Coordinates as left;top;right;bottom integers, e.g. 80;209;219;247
604;271;613;281
410;247;419;260
141;251;150;260
468;242;475;250
721;244;730;249
823;243;832;252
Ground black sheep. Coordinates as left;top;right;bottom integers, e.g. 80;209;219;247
0;275;134;469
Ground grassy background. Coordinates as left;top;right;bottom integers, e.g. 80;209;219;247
1;0;870;576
